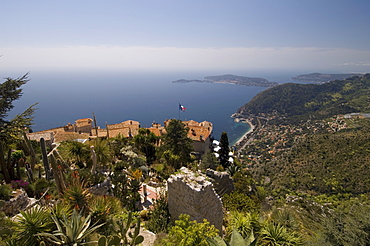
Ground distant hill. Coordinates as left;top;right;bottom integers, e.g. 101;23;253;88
173;74;278;87
291;72;363;83
238;73;370;122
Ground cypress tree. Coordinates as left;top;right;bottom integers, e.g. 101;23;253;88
219;131;230;168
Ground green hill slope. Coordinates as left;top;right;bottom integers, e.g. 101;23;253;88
237;73;370;122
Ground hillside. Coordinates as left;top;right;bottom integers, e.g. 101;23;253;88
237;73;370;197
291;72;363;83
237;73;370;123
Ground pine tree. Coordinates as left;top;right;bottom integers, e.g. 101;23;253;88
160;119;193;169
0;73;37;144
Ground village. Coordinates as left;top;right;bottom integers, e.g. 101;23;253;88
27;118;214;158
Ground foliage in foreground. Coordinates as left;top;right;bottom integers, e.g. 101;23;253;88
156;214;219;246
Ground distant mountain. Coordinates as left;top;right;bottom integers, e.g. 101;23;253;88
237;73;370;123
173;74;278;88
291;72;363;83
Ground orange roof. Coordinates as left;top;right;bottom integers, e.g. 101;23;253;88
75;118;93;127
187;126;212;142
161;119;212;142
183;120;200;127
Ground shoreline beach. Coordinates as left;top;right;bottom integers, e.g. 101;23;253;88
232;116;255;146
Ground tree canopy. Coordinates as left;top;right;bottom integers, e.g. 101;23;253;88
0;74;37;144
160;119;193;169
219;132;230;168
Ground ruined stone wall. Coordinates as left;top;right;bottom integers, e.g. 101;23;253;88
167;167;223;233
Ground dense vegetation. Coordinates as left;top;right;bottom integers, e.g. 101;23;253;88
291;72;363;83
238;73;370;123
236;73;370;245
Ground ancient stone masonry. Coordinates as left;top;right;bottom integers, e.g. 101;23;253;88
167;167;223;233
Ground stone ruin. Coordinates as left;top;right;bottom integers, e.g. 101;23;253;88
167;167;223;233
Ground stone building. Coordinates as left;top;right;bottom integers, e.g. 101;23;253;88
150;119;213;157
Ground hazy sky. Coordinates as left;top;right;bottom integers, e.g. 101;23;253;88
1;0;370;73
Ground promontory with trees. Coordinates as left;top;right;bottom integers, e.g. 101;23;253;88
173;74;278;87
1;72;370;245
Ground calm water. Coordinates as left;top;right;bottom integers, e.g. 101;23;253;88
7;70;299;145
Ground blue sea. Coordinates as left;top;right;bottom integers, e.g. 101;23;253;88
6;70;303;145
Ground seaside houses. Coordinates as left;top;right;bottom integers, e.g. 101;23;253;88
27;118;213;156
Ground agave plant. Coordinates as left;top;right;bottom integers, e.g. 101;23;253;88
226;211;262;239
207;228;258;246
37;208;104;245
260;222;303;246
63;171;91;214
89;195;123;236
14;206;53;246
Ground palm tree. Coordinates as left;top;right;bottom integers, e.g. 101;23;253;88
65;141;90;168
89;139;113;169
133;128;158;165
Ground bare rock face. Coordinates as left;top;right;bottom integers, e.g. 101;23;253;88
167;167;223;233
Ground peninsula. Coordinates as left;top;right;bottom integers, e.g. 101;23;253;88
173;74;278;87
291;72;363;83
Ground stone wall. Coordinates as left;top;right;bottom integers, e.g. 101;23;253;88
167;167;223;233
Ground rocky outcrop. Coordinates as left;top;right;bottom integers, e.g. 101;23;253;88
0;189;30;216
89;178;112;196
167;167;223;233
206;169;234;196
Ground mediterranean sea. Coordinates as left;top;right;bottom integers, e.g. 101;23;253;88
5;70;302;145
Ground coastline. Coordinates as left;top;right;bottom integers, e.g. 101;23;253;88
231;114;255;146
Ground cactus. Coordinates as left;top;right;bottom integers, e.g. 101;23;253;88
98;235;120;246
16;158;24;180
25;162;34;183
50;153;66;195
0;142;11;183
114;212;144;246
56;159;67;190
91;146;97;175
6;148;15;181
22;131;36;170
40;138;51;180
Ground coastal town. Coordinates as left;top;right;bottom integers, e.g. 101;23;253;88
27;118;214;157
233;112;370;167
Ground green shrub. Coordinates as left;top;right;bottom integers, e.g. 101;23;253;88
0;184;12;200
158;214;219;246
146;191;170;233
223;192;259;213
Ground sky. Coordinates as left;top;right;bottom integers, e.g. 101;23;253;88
1;0;370;74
